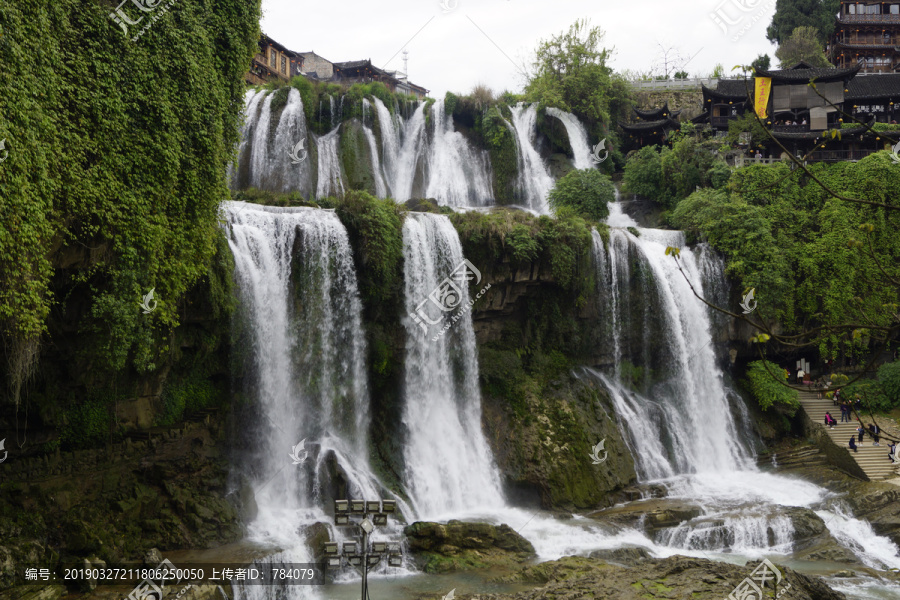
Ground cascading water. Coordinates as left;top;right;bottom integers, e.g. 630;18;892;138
506;103;554;214
249;93;274;190
389;103;427;202
361;99;388;198
316;126;344;199
400;212;504;519
225;202;409;599
545;107;595;170
591;201;753;478
587;194;900;583
269;88;313;196
372;97;400;193
424;99;494;207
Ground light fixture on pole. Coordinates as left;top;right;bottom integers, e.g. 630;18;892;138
325;499;404;600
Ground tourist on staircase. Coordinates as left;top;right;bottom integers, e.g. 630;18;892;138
857;421;866;445
869;423;881;446
840;401;850;423
888;441;896;463
849;437;858;452
825;412;837;428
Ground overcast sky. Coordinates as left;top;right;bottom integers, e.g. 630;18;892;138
260;0;780;98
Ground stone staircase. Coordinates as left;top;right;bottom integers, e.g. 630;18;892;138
798;391;899;481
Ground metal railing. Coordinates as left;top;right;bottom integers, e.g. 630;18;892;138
838;14;900;23
629;78;719;90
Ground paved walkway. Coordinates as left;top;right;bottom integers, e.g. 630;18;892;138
798;391;899;481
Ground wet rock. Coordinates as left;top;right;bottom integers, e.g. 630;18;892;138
478;555;847;600
588;547;651;563
404;520;535;573
144;548;163;565
588;498;704;531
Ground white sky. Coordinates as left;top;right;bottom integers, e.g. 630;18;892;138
260;0;780;98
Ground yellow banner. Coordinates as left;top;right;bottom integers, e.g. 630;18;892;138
754;77;772;119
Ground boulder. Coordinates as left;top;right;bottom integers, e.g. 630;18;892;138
477;555;846;600
403;520;535;573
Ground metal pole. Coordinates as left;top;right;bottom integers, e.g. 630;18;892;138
361;528;368;600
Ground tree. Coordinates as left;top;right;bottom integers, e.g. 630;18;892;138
751;54;772;73
767;0;841;45
525;20;630;131
674;71;689;80
652;43;687;80
775;26;832;68
548;169;615;221
711;63;726;79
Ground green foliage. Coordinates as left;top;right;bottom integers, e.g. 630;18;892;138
444;91;459;116
746;360;800;414
623;137;720;208
524;19;631;142
751;54;772;72
480;106;519;202
157;377;218;426
726;111;769;148
774;25;832;68
767;0;841;45
332;191;405;303
878;361;900;406
0;0;261;385
674;156;900;356
60;394;115;450
548;169;614;221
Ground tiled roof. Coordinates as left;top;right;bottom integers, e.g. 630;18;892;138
705;81;753;100
846;74;900;100
756;63;861;82
619;118;680;132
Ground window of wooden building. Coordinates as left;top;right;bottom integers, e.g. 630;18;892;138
281;56;287;74
270;49;277;68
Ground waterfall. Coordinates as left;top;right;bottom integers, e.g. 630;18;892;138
224;202;414;542
316;126;344;199
391;103;427;202
424;99;494;207
507;103;554;214
361;100;387;198
328;95;335;130
226;202;414;599
270;88;312;196
591;201;753;479
372;98;401;195
400;212;504;519
249;93;274;190
545;107;594;170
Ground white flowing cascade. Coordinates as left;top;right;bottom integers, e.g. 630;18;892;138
424;99;494;207
400;213;504;519
249;93;274;190
361;99;388;198
546;106;595;170
225;202;411;600
389;103;427;202
270;88;312;194
316;126;344;199
588;196;900;575
506;103;554;214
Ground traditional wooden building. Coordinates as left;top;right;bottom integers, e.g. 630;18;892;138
619;102;682;147
297;52;334;80
333;60;430;99
691;63;900;161
247;34;302;85
828;1;900;73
